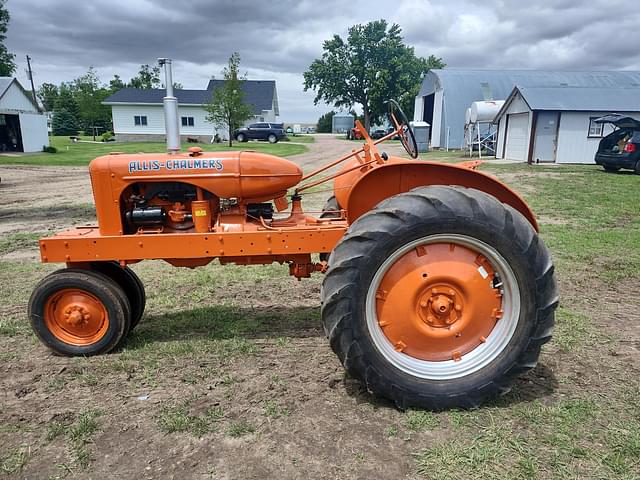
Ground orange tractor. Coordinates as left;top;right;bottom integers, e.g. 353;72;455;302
29;72;557;409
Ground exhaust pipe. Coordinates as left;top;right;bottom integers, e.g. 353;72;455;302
158;58;180;153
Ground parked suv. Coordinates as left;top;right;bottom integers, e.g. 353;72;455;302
594;114;640;174
234;123;285;144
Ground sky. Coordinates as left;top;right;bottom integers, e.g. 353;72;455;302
7;0;640;122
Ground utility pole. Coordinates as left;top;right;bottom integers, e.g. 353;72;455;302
25;55;38;110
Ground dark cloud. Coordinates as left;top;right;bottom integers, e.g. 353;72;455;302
7;0;640;121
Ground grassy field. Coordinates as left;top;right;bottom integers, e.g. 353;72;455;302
0;135;308;166
0;148;639;478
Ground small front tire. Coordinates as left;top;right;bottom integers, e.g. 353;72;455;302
29;269;131;356
90;262;146;330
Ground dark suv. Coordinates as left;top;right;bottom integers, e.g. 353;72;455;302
233;123;285;144
594;114;640;174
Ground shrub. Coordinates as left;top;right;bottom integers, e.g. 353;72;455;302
42;145;57;153
101;131;114;142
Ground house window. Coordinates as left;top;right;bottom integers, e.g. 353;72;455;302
181;116;195;127
134;115;147;126
588;117;604;138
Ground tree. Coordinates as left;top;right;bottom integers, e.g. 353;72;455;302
204;52;254;147
37;83;59;112
108;75;125;93
72;67;112;134
0;0;15;76
52;84;80;135
128;64;161;89
304;20;445;131
52;110;79;136
316;111;335;133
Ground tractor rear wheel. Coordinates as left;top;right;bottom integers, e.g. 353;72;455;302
319;196;341;263
321;186;558;409
90;262;146;330
29;269;131;356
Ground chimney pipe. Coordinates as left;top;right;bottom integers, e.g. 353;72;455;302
158;58;180;153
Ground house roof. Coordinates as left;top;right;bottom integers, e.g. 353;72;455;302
103;80;277;115
0;77;40;111
495;85;640;121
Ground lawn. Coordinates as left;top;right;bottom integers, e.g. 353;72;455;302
0;135;308;166
0;151;639;478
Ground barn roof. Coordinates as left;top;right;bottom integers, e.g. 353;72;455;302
0;77;40;111
103;80;277;115
419;69;640;99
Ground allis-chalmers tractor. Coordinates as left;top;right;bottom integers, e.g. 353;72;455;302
28;66;557;409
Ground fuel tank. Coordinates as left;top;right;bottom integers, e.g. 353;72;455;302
89;150;303;202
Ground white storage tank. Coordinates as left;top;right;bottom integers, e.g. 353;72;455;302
470;100;505;123
465;107;472;125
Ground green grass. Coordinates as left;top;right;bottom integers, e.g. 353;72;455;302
416;397;638;479
0;135;308;166
227;420;255;438
0;232;44;255
157;400;223;437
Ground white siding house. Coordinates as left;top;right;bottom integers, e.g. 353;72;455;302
495;86;639;164
0;77;48;152
103;80;279;142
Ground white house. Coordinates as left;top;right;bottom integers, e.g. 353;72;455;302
495;85;640;164
0;77;48;152
103;79;279;142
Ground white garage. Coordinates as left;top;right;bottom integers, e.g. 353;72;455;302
495;85;640;164
504;113;529;161
0;77;48;153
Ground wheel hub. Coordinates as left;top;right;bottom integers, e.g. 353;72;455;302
44;289;109;345
375;241;503;362
420;288;462;327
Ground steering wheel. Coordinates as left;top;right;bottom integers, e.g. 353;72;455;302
387;99;418;159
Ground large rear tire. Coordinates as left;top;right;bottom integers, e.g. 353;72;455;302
321;186;558;409
29;269;131;356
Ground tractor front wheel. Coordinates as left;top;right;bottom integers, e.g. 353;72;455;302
28;269;131;356
321;186;558;409
90;262;146;330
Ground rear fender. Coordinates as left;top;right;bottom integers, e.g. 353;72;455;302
343;159;539;231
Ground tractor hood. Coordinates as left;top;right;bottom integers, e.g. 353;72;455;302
594;114;640;130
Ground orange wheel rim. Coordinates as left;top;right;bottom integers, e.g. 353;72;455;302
44;289;109;345
375;240;504;362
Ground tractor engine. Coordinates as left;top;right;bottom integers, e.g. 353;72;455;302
88;149;302;236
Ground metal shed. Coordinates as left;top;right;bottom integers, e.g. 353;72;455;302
494;85;640;164
413;69;640;150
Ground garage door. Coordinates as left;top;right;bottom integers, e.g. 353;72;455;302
505;113;529;161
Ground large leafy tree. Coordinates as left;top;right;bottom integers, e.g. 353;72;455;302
205;52;254;147
0;0;15;76
304;20;444;131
